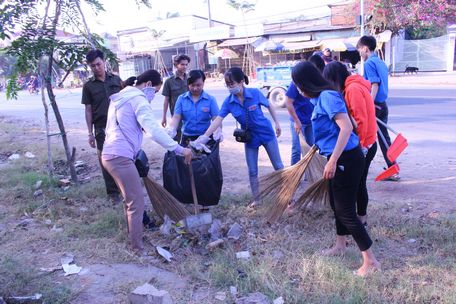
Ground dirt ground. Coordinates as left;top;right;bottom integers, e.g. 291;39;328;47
1;109;456;303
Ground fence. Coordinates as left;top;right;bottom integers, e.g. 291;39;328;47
392;35;449;72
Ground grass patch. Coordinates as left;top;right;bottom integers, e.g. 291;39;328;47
65;208;125;239
0;255;72;303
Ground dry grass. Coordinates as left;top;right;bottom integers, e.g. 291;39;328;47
1;118;456;303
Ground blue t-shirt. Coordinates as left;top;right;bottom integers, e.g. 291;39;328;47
363;53;389;103
218;87;275;149
174;91;219;136
285;82;314;125
310;90;359;157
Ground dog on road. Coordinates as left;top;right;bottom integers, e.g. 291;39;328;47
404;65;419;74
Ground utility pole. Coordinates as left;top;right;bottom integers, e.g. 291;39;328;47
207;0;213;27
360;0;364;36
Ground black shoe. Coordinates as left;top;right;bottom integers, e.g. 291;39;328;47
143;211;158;231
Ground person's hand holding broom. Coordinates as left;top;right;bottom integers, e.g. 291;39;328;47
181;147;193;165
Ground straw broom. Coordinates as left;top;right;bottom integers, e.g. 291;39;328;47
259;145;318;223
293;178;330;211
142;174;189;222
298;133;326;183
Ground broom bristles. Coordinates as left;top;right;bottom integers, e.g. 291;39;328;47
259;146;318;223
294;178;330;210
298;134;326;183
143;175;190;222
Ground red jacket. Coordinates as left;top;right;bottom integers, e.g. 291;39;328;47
344;75;377;148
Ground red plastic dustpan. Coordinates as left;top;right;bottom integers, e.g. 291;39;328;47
387;133;408;162
375;164;400;182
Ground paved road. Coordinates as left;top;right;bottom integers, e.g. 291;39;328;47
1;83;455;209
1;85;456;129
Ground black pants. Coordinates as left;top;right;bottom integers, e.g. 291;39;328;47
357;142;377;216
328;146;373;251
95;128;120;196
375;102;395;168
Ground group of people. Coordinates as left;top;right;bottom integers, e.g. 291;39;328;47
81;35;395;276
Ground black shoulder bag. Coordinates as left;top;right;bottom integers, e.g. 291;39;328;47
115;108;149;177
233;103;252;143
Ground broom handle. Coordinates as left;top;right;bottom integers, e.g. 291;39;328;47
376;118;399;135
377;129;390;149
188;163;199;215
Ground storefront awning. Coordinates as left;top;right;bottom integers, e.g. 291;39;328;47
319;38;348;52
282;40;320;51
218;36;264;47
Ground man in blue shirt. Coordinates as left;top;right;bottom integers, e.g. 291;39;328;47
357;35;399;181
285;81;314;165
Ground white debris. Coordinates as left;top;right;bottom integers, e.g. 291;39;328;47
215;292;227;301
273;296;285;304
25;152;36;158
156;246;173;262
62;263;82;276
34;180;43;190
235;251;250;260
8;154;20;160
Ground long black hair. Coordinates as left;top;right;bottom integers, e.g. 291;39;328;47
225;67;249;85
322;61;350;92
122;69;162;88
308;54;325;73
291;62;333;98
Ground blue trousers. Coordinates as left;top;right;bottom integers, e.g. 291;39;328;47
245;138;284;201
290;121;314;165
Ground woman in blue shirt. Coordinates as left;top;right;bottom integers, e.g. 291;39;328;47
192;67;284;207
292;61;380;277
168;70;220;145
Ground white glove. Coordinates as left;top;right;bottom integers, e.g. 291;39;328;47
213;127;224;142
166;126;177;138
190;135;211;153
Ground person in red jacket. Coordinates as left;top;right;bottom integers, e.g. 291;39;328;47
323;61;377;228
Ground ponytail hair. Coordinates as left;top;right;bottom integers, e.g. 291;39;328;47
225;67;249;85
122;76;137;88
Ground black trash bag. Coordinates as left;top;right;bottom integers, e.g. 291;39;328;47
163;141;223;206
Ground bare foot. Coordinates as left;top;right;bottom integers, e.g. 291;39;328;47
354;261;381;277
321;246;346;256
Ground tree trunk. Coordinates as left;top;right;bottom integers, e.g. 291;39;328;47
40;66;53;179
45;53;78;182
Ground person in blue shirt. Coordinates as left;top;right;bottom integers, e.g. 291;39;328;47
168;70;220;145
192;67;284;207
285;81;314;165
357;35;399;181
292;61;380;277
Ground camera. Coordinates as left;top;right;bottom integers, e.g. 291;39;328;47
233;128;251;143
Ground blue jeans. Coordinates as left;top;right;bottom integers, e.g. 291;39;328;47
245;138;284;201
290;121;314;165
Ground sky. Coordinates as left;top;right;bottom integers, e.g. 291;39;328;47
83;0;347;34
